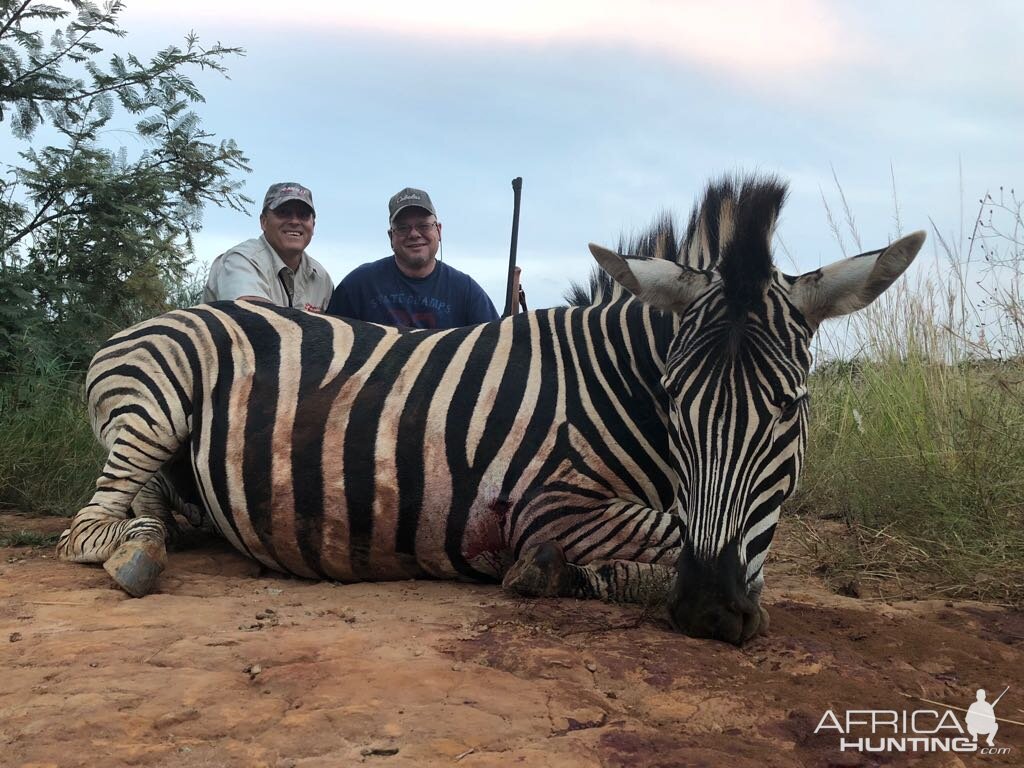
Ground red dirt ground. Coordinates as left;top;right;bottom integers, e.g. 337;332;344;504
1;513;1022;768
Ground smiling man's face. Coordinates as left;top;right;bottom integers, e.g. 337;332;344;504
389;207;442;278
261;201;315;264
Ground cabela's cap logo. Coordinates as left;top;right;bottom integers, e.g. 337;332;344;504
388;186;436;222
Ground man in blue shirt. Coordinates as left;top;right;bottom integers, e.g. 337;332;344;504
327;187;499;328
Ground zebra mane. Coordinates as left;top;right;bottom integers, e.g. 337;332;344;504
708;175;788;318
564;174;788;310
564;214;680;307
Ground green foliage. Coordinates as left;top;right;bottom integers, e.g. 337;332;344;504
0;1;247;516
794;357;1024;603
0;0;251;370
801;357;1024;530
0;528;61;547
0;352;103;515
794;183;1024;604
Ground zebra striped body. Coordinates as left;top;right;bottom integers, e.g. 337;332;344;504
59;175;924;644
66;299;684;583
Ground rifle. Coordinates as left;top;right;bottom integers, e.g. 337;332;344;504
502;177;526;317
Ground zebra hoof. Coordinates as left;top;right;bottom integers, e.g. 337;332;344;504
103;539;167;597
502;541;569;597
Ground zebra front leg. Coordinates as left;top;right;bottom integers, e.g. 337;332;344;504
503;541;675;607
502;495;681;605
503;543;770;635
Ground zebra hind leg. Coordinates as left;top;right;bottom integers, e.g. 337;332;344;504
130;471;206;549
57;435;179;597
502;542;675;609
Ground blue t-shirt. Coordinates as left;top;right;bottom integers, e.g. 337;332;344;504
327;257;499;329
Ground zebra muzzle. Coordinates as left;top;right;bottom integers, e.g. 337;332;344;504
667;540;764;646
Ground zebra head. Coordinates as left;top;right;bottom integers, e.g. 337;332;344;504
590;177;925;644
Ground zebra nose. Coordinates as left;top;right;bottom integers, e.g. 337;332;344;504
668;540;762;645
667;591;762;645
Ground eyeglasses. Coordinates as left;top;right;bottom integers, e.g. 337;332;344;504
392;221;437;237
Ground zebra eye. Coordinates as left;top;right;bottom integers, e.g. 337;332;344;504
779;396;805;421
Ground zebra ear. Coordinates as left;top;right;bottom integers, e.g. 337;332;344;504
589;243;711;314
788;230;925;326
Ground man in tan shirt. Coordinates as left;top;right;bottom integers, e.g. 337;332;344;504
203;182;333;311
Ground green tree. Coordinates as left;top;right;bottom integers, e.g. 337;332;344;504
0;0;250;368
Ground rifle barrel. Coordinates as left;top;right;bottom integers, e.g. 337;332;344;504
503;177;523;318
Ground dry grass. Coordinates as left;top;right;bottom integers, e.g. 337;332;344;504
785;515;1024;607
791;180;1024;605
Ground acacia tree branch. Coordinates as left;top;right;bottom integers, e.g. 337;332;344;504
2;113;97;253
0;197;86;254
5;18;110;92
0;0;35;41
2;2;238;115
5;47;223;108
27;66;176;104
2;0;123;91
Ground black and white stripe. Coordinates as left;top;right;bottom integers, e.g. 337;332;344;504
59;298;683;578
58;174;924;644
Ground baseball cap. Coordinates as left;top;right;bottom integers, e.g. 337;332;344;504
263;182;315;215
389;187;436;223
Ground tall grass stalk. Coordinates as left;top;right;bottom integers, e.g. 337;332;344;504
795;184;1024;603
0;357;103;515
0;263;208;517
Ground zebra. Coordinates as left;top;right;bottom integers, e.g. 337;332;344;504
57;175;924;644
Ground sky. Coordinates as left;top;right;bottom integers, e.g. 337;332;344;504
21;2;1024;311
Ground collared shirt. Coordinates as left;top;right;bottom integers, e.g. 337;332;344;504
202;235;333;310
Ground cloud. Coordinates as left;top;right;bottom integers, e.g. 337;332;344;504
128;0;859;82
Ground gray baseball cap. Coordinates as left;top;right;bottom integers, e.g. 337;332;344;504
263;182;315;215
389;187;436;223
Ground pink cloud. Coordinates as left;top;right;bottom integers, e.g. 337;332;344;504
127;0;858;82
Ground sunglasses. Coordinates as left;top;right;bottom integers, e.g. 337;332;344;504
269;205;314;221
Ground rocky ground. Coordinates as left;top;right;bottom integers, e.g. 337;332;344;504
1;512;1022;768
